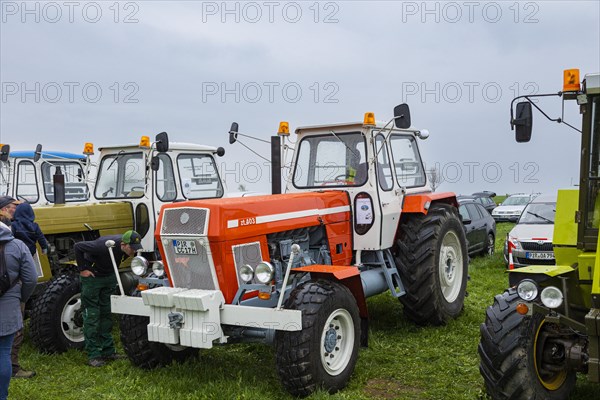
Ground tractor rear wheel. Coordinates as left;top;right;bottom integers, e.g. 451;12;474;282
119;292;198;369
395;203;468;325
275;279;360;398
29;273;85;353
478;288;577;399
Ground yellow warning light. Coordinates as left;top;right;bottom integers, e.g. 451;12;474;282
83;142;94;155
139;136;151;148
278;121;290;136
363;112;375;126
563;69;580;92
258;291;271;300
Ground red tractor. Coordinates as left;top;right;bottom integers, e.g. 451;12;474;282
112;104;469;396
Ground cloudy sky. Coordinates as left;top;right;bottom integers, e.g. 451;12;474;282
1;0;599;195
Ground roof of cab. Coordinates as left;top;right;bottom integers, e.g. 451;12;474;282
98;142;218;152
9;150;85;160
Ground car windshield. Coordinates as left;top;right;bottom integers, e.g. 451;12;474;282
503;196;530;206
518;202;556;224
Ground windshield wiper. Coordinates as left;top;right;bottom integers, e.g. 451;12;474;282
329;130;360;159
106;150;125;171
527;211;553;224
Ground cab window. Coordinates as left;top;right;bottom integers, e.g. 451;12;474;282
177;154;223;199
16;161;39;203
389;134;426;188
95;152;145;199
293;132;367;188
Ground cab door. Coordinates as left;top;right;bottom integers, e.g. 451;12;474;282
373;134;402;249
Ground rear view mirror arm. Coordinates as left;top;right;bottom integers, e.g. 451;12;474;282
510;92;581;134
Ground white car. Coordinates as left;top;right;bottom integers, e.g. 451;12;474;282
503;194;556;268
492;193;537;222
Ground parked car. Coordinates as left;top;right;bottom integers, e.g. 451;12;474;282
491;193;538;222
458;198;497;256
458;191;497;214
503;193;556;268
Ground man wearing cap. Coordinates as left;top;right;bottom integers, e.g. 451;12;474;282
74;230;143;367
0;196;35;379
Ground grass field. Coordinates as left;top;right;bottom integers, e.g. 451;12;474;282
9;223;598;399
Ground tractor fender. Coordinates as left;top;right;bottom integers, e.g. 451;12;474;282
290;264;369;347
402;192;458;215
508;264;577;287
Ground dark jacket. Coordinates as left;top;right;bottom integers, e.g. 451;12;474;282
0;225;37;336
11;202;48;256
74;235;127;277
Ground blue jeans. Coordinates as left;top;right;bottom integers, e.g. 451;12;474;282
0;333;15;400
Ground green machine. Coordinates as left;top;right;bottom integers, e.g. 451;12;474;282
479;70;600;399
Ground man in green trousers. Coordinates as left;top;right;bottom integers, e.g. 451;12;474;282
74;230;142;367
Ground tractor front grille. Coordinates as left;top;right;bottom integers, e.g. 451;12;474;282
161;207;208;236
164;239;217;290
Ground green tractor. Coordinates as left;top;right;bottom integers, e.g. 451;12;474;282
479;70;600;399
3;133;226;353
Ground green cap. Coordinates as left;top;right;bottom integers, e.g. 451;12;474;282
122;230;143;251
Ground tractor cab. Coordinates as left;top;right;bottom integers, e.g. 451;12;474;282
286;107;431;251
92;134;226;251
0;143;93;205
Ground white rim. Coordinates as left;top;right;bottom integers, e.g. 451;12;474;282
320;308;354;376
61;293;85;343
438;230;464;303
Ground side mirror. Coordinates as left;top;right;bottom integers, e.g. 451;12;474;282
150;156;160;171
513;102;533;143
393;103;411;129
462;217;472;225
0;144;10;162
155;132;169;153
229;122;239;144
216;147;225;157
34;144;42;162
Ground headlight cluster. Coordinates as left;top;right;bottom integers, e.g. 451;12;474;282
130;256;165;278
516;279;563;309
507;235;521;250
239;261;274;284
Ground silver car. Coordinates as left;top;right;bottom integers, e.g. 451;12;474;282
503;194;556;268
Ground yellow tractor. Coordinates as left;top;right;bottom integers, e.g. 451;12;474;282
479;70;600;399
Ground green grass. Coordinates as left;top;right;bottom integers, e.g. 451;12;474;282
10;224;599;399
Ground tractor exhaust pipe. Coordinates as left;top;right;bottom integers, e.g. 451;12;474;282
53;166;65;204
271;136;281;195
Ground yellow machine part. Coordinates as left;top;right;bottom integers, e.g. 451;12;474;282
33;202;134;282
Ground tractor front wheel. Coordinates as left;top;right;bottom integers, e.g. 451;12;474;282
395;203;468;325
275;279;360;397
29;274;85;353
478;289;577;399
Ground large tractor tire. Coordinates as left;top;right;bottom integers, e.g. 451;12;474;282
29;274;85;353
478;289;576;400
395;203;468;325
275;279;360;398
120;310;198;369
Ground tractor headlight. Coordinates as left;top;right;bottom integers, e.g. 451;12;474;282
255;261;274;284
517;279;538;301
131;256;149;276
239;264;254;283
151;261;165;277
541;286;563;309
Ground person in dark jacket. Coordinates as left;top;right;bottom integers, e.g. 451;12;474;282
11;202;48;256
0;196;35;379
74;230;142;367
0;223;37;400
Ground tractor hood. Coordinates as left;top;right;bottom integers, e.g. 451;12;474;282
158;191;351;242
34;202;134;236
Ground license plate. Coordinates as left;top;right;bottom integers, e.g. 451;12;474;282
173;239;197;255
526;252;554;260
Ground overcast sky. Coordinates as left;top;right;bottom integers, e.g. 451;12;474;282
1;0;599;195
